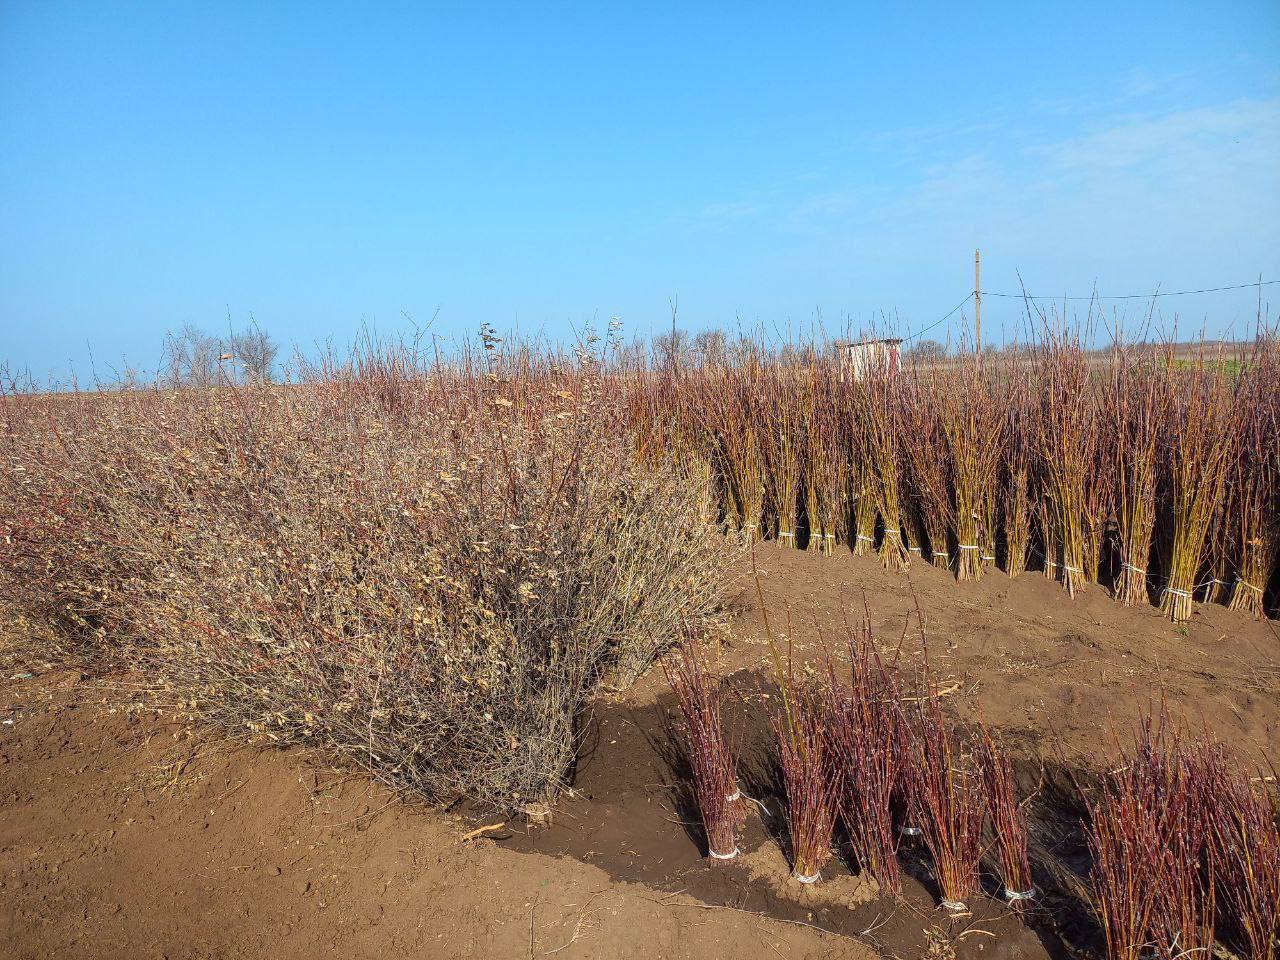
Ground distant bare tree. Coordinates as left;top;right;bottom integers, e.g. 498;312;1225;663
611;337;650;372
693;328;728;364
230;328;278;383
162;324;224;387
909;338;948;362
653;330;691;368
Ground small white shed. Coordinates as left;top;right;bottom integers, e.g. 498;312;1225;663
834;337;902;380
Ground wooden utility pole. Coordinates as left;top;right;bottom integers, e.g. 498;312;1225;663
974;248;982;354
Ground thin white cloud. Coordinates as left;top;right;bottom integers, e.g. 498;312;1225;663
699;200;762;220
799;97;1280;238
1036;97;1280;175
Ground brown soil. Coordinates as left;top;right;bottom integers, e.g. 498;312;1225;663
2;544;1277;959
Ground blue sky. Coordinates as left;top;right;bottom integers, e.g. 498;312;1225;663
2;2;1278;380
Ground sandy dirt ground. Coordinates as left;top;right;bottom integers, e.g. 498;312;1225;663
2;544;1276;959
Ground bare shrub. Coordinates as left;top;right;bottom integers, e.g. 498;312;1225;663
0;342;733;809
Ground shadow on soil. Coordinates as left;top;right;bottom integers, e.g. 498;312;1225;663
490;670;1101;960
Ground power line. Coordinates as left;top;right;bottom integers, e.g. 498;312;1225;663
977;278;1276;301
901;277;1273;344
902;292;975;343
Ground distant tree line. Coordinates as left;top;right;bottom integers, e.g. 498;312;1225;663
616;329;1081;370
642;329;955;367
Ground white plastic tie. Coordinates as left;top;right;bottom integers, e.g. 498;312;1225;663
1122;563;1146;575
709;846;740;861
958;544;980;551
793;870;821;885
1164;587;1191;599
981;554;996;562
856;534;875;543
940;899;968;913
1236;580;1263;595
899;825;922;837
736;790;771;818
725;789;741;802
1064;565;1083;574
1005;887;1036;902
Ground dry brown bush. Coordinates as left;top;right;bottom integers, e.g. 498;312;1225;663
0;345;733;809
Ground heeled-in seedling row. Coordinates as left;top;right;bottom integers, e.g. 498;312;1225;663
668;633;1278;960
629;330;1279;623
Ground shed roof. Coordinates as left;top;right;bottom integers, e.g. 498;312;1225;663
833;337;904;349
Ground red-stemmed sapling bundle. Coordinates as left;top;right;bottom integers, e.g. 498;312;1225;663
849;415;881;558
909;678;987;913
757;364;805;547
1148;736;1219;960
861;363;911;571
1109;346;1163;606
1087;711;1219;960
893;365;937;566
1035;330;1100;596
823;611;905;893
663;641;746;862
771;684;838;884
1212;771;1279;960
999;365;1035;577
1088;764;1161;960
900;365;953;567
804;361;849;554
657;367;721;525
1158;352;1235;622
758;563;837;884
1088;711;1175;960
1202;494;1235;605
1035;476;1059;581
976;722;1034;910
977;357;1012;571
938;352;1004;580
1227;334;1279;618
703;354;767;540
835;370;879;557
1080;374;1115;589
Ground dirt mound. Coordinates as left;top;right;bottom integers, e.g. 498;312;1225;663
0;674;865;960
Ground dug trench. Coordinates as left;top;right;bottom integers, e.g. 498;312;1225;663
499;681;1063;960
2;544;1277;959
